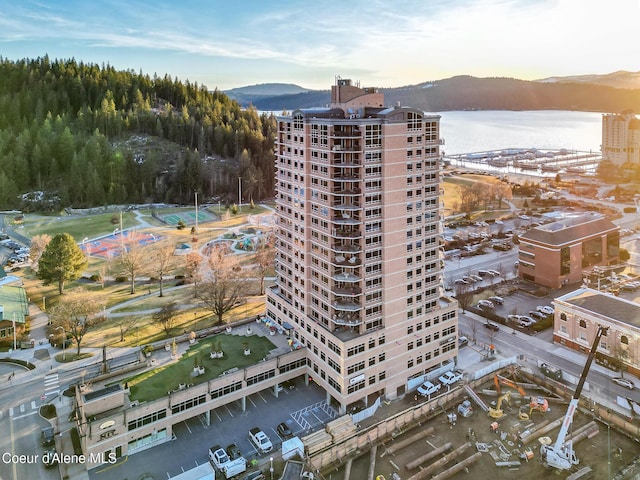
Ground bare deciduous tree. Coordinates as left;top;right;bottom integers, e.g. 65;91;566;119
197;250;248;325
28;234;51;272
50;288;105;356
153;302;178;336
184;251;203;298
118;232;147;294
253;232;275;295
148;239;178;297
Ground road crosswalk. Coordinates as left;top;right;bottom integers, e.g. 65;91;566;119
44;373;59;398
0;400;39;420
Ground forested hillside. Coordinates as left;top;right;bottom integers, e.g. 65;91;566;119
0;56;276;210
242;76;640;113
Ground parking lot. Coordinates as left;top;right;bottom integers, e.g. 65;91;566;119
88;378;333;480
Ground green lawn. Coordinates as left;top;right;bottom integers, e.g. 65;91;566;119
17;212;139;241
127;334;276;402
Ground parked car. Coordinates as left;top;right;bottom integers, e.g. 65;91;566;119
478;269;492;277
439;371;463;386
469;274;483;282
458;336;469;348
42;448;59;469
612;377;636;390
243;471;266;480
488;270;501;277
277;422;293;439
41;426;55;447
417;381;441;397
478;300;495;309
536;306;554;315
484;321;500;331
507;314;521;323
488;296;504;305
518;317;535;328
226;443;242;460
529;310;546;320
454;279;469;285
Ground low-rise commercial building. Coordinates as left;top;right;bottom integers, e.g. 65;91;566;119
518;213;619;289
553;287;640;377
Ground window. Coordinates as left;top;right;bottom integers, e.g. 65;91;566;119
579;319;587;328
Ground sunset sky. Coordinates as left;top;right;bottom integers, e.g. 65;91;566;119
1;0;638;91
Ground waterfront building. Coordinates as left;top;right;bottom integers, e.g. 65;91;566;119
518;212;619;289
601;110;640;166
265;77;458;412
553;287;640;377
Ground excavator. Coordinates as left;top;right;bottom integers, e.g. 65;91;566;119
489;391;511;418
540;325;608;471
494;374;548;417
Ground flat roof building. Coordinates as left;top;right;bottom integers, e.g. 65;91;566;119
553;288;640;377
266;77;458;412
518;213;619;289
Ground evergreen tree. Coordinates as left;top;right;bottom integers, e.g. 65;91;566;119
37;233;88;294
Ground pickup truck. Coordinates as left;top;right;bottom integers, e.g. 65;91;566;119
249;427;273;454
209;444;247;478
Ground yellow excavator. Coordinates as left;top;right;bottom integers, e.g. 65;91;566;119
494;374;548;418
489;391;511;418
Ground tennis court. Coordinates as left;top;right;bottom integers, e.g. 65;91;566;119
158;210;216;226
80;231;163;259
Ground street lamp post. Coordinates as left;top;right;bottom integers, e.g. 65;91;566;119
269;457;274;480
238;176;242;212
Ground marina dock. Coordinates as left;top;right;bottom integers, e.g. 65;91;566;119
444;148;601;175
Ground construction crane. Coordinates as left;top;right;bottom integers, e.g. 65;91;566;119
540;324;608;471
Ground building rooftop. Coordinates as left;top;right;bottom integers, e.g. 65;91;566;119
0;285;29;324
520;213;618;246
83;383;122;402
555;288;640;328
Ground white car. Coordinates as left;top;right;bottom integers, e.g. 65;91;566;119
478;300;495;309
536;305;554;315
488;296;504;305
417;381;441;397
612;377;635;390
439;371;463;386
518;317;535;328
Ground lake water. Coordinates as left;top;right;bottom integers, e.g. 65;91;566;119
437;110;603;155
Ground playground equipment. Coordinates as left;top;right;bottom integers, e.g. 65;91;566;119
540;325;608;471
489;391;511;418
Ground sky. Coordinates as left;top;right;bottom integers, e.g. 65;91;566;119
1;0;639;91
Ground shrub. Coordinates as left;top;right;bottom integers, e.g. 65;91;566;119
40;404;57;419
90;273;102;282
115;275;128;283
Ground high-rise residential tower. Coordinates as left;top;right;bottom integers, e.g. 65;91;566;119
265;78;459;412
601;110;640;165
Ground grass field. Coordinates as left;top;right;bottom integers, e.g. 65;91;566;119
126;334;276;402
442;174;514;219
16;212;139;241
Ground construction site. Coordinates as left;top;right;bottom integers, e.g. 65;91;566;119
304;361;640;480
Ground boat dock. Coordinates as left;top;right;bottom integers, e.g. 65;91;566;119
444;148;601;175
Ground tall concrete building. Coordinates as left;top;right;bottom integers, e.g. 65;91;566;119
601;110;640;165
265;78;458;412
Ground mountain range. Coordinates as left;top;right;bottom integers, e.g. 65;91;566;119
224;71;640;113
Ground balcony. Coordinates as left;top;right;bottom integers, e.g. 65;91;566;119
332;242;361;254
333;228;361;238
332;283;361;296
332;315;362;328
333;255;361;267
332;271;360;283
333;298;361;312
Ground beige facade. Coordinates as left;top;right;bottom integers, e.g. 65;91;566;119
553;288;640;377
602;111;640;166
518;213;619;289
266;78;458;411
